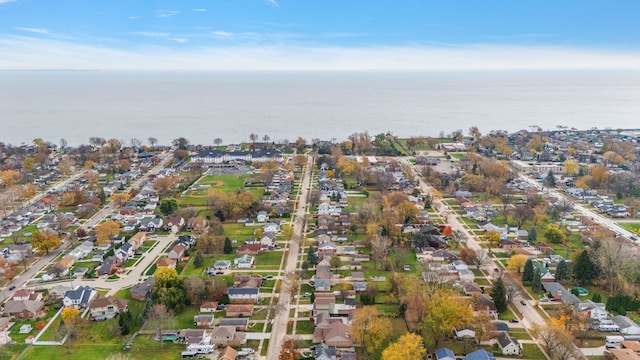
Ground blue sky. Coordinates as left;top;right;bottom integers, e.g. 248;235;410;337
1;0;640;70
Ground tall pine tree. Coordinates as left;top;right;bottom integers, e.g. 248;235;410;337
491;277;508;314
555;259;568;282
522;259;534;282
532;268;543;293
223;237;233;254
573;250;597;285
307;246;318;266
528;226;537;242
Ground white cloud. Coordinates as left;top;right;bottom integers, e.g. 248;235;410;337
0;0;17;4
266;0;279;7
156;10;180;18
127;16;141;20
194;8;206;12
323;32;367;38
170;38;188;43
1;36;639;71
132;31;170;38
16;27;49;35
211;31;234;39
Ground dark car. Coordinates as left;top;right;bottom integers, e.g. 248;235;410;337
520;300;527;306
509;319;519;323
8;285;15;291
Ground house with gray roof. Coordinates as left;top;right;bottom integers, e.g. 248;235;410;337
542;282;579;303
312;343;337;360
63;285;97;308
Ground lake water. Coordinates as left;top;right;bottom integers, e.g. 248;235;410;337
0;70;639;146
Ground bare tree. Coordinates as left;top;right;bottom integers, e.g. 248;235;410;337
533;324;580;360
285;272;300;298
593;238;634;295
213;138;223;147
148;137;158;147
148;304;175;349
370;235;391;269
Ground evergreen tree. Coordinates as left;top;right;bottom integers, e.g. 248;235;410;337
571;287;581;297
193;252;204;267
99;187;107;204
223;237;233;254
491;277;508;314
119;310;132;335
555;259;568;282
522;259;534;282
592;292;602;303
528;226;537;242
307;246;318;266
545;171;556;187
532;268;543;293
573;250;597;285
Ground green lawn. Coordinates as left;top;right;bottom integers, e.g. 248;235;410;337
296;320;313;334
256;251;284;266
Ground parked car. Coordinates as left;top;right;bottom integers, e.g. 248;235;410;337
403;265;411;271
8;285;15;291
520;300;527;305
509;319;519;323
262;275;274;280
216;304;228;310
302;292;312;297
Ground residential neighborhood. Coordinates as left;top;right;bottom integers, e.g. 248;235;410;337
1;129;640;360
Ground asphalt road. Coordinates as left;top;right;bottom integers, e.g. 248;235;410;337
266;155;312;360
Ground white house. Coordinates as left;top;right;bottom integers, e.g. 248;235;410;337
497;332;520;355
263;222;280;233
256;211;269;223
454;326;476;340
227;288;259;304
63;286;97;308
578;300;609;321
234;254;254;269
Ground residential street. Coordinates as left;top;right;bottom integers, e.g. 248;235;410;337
266;155;312;360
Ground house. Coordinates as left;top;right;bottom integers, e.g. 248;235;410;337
353;282;367;292
63;285;97;308
218;318;249;330
49;284;72;299
459;269;475;282
156;257;177;269
89;295;128;321
165;216;184;231
194;314;215;327
200;301;218;313
608;348;640;360
212;260;231;270
178;328;209;343
312;342;337;360
475;295;499;319
313;294;337;316
225;304;254;318
465;349;496;360
3;300;44;319
351;272;365;281
168;244;186;260
96;256;118;276
313;313;352;348
613;316;640;335
497;332;520;355
234;254;254;268
219;346;238;360
11;289;43;302
314;279;332;292
116;242;133;262
542;282;580;304
436;348;456;360
578;300;609;321
455;326;476;340
130;277;154;301
187;217;208;232
139;217;163;232
233;275;262;288
263;221;280;233
235;244;267;256
227;287;259;304
462;282;483;296
128;232;147;250
499;239;520;250
210;326;246;346
257;211;269;223
318;241;337;255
